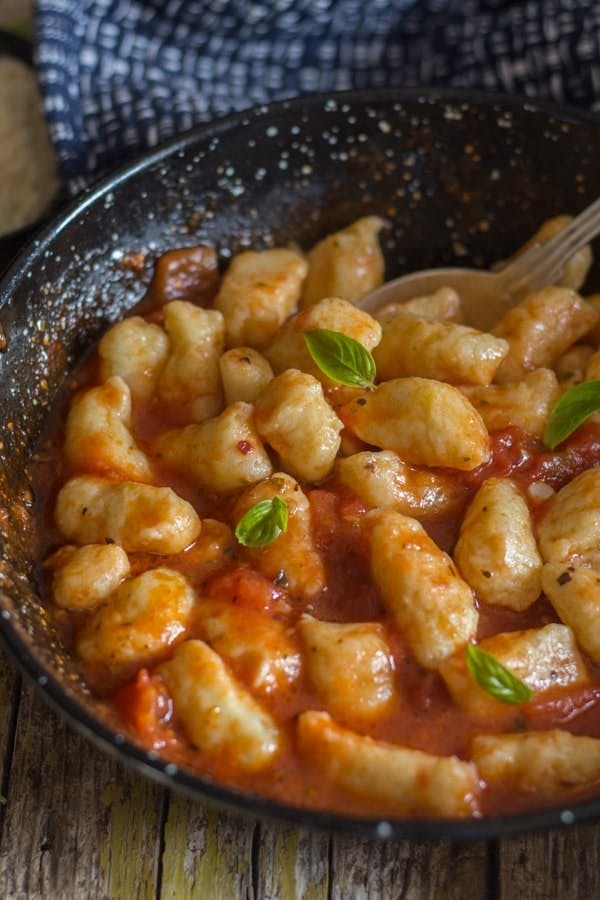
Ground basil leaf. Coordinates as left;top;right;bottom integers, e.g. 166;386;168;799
235;496;289;548
465;645;533;705
544;380;600;450
304;329;376;389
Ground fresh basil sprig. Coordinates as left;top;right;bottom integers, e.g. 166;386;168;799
304;329;376;389
466;645;533;705
235;496;289;548
544;380;600;450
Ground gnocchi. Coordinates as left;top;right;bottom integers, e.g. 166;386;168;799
158;300;225;422
153;401;273;493
369;510;478;669
440;623;591;716
63;376;153;481
230;472;326;597
158;639;281;771
253;369;343;483
297;711;481;818
76;568;195;685
298;617;396;727
340;377;490;470
454;477;542;611
214;247;307;348
55;475;201;553
300;216;386;308
33;214;600;821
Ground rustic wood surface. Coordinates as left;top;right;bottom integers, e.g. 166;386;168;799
0;646;598;900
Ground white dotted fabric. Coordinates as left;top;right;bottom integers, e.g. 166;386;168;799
35;0;600;194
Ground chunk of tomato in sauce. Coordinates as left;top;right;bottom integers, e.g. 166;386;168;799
113;669;175;750
204;566;288;612
457;423;600;493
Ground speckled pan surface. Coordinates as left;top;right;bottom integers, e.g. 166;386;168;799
1;88;599;840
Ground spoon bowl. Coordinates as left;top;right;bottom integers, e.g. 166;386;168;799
359;266;507;330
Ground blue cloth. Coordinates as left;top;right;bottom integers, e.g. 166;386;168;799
35;0;600;195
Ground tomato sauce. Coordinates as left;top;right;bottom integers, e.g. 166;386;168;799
30;245;600;821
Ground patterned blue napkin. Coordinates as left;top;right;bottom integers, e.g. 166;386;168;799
35;0;600;195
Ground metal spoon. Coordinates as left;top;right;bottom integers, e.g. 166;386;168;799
358;196;600;331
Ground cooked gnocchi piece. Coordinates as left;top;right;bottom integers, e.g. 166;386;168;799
440;624;591;716
492;286;598;383
537;467;600;567
369;510;478;669
471;730;600;795
76;568;195;681
514;215;593;291
542;563;600;664
454;478;542;610
157;300;225;422
459;368;560;437
182;518;237;574
55;475;201;553
298;617;396;727
585;348;600;382
48;543;131;610
158;639;281;771
333;450;461;517
265;296;382;384
300;216;386;308
554;344;595;392
64;376;153;481
153;401;273;493
231;472;326;597
373;286;462;324
219;346;274;404
297;711;481;818
373;316;508;385
214;247;307;348
98;316;169;401
254;369;343;483
341;377;490;470
196;601;302;697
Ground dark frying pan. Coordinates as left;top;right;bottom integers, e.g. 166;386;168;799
1;88;599;841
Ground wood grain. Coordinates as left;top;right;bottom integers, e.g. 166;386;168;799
255;822;331;899
497;826;600;900
0;668;163;900
329;834;489;900
160;796;255;899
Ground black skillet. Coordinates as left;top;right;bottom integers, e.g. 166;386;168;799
1;88;599;841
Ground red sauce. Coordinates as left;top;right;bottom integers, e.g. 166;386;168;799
30;244;600;821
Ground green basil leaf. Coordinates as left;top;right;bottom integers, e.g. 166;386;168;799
235;496;289;548
465;645;533;705
544;380;600;450
303;329;376;389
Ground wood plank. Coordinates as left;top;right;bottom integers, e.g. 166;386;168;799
160;793;255;899
0;646;20;786
0;645;21;852
329;834;490;900
0;671;164;899
498;825;600;900
254;821;330;899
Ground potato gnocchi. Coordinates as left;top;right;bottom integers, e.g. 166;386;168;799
33;212;600;821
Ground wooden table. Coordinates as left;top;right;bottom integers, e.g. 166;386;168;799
2;640;600;899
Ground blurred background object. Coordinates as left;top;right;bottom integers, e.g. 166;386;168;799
0;0;33;29
0;2;60;258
